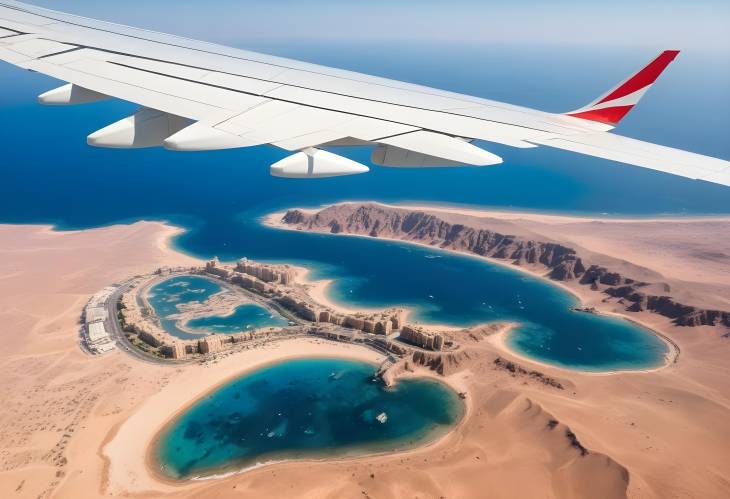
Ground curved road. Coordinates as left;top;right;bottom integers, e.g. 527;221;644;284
105;273;428;367
105;281;191;365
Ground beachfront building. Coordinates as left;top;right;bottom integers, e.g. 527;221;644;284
198;334;224;354
235;258;297;285
85;321;115;353
399;325;444;351
161;342;187;360
85;306;108;323
83;286;117;354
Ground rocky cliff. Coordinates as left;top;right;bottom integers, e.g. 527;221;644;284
280;203;730;331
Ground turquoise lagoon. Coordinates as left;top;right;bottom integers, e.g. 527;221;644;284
146;275;287;340
186;303;288;334
155;358;464;479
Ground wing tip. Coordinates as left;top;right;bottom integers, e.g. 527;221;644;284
564;49;681;126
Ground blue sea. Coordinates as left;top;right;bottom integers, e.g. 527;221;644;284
155;358;464;479
1;43;728;370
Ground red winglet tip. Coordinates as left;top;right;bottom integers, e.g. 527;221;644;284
565;51;681;126
595;51;681;105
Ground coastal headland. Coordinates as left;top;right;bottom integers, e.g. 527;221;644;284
0;212;729;498
268;202;730;334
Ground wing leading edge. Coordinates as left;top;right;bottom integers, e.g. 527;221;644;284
0;1;728;185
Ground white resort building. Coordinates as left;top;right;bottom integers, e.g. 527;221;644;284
83;286;117;354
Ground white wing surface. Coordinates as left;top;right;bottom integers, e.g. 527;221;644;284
0;1;728;184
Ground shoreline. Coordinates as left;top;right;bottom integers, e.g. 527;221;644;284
290;265;384;316
263;211;679;372
8;196;730;239
391;202;730;224
8;213;720;349
490;328;677;376
288;263;467;331
259;201;730;224
290;265;469;332
146;355;469;484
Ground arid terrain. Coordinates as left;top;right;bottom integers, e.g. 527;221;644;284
1;211;729;498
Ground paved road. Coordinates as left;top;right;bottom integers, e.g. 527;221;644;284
105;276;308;365
105;281;190;365
103;273;421;366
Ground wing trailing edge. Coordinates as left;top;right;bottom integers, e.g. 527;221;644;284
378;131;502;166
529;132;730;187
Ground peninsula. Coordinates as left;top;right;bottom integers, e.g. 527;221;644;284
269;202;730;337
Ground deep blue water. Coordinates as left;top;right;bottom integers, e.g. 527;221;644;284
147;275;286;339
155;358;464;478
1;43;727;369
230;218;669;371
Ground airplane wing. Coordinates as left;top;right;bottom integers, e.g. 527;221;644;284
1;1;728;185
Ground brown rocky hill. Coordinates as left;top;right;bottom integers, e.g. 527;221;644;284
280;203;730;330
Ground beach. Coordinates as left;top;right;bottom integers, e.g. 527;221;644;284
289;265;473;333
108;338;387;493
1;218;730;498
290;265;384;316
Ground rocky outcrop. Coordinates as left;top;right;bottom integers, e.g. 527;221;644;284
494;357;565;390
280;204;730;331
284;205;585;273
411;349;474;375
580;265;638;287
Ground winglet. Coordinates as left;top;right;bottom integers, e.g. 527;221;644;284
565;50;680;126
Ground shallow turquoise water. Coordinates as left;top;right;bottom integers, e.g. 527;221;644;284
155;358;464;478
146;275;286;339
186;303;288;333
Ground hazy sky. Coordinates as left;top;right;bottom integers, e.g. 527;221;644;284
25;0;730;53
